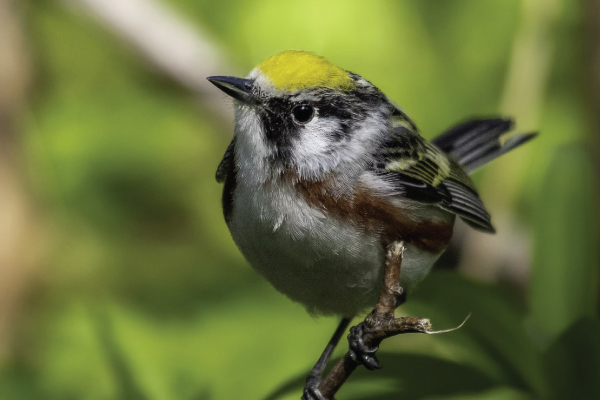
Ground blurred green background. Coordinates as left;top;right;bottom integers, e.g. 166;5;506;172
0;0;599;399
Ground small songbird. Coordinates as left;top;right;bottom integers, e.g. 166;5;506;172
208;50;535;400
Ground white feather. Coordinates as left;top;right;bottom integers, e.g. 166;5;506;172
228;174;441;317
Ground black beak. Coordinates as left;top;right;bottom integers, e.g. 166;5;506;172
207;76;255;104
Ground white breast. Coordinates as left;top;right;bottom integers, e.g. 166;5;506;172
228;178;441;317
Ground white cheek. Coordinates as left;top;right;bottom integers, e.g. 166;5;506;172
350;118;383;151
291;110;389;179
298;119;338;156
292;118;341;178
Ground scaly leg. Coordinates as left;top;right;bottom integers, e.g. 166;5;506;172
302;317;351;400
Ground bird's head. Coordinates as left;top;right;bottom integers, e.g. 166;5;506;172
208;51;402;182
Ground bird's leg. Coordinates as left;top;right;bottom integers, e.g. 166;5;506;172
302;317;351;400
347;243;405;370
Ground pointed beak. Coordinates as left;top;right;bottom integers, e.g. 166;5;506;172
207;76;255;104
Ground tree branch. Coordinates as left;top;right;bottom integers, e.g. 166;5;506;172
318;242;432;399
63;0;238;120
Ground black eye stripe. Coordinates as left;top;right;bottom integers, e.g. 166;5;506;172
258;88;388;154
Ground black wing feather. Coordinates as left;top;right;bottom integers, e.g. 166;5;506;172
432;118;512;156
461;132;537;172
439;179;494;232
376;172;444;204
216;138;235;183
432;118;536;173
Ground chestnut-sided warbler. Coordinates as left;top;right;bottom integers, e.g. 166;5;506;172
208;50;535;399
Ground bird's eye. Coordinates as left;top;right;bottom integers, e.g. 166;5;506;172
292;105;315;124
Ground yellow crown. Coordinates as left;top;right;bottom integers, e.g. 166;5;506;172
257;51;355;92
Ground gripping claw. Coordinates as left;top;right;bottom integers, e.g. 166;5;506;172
347;323;381;370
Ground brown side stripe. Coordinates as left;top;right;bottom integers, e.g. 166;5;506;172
295;178;453;254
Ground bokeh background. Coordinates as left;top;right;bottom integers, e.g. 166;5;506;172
0;0;599;399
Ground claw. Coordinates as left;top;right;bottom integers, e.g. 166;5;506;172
347;323;381;370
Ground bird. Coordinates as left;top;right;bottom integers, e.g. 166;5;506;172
207;50;535;400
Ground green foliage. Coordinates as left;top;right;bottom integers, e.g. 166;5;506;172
543;318;600;400
1;0;597;399
529;146;600;342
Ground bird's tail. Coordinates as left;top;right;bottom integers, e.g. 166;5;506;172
432;118;536;173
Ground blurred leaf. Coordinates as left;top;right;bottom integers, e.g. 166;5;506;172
344;353;497;400
426;386;533;400
407;271;544;396
262;373;305;400
39;302;120;400
265;353;496;400
543;317;600;400
91;307;149;400
529;145;600;343
0;364;64;400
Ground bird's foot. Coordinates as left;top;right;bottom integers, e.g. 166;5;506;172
301;375;329;400
347;322;380;370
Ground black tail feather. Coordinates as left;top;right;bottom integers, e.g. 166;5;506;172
432;118;536;173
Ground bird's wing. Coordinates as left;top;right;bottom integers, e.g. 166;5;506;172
431;118;536;173
373;116;495;233
216;138;235;183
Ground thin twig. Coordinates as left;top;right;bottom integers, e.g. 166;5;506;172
318;242;432;399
